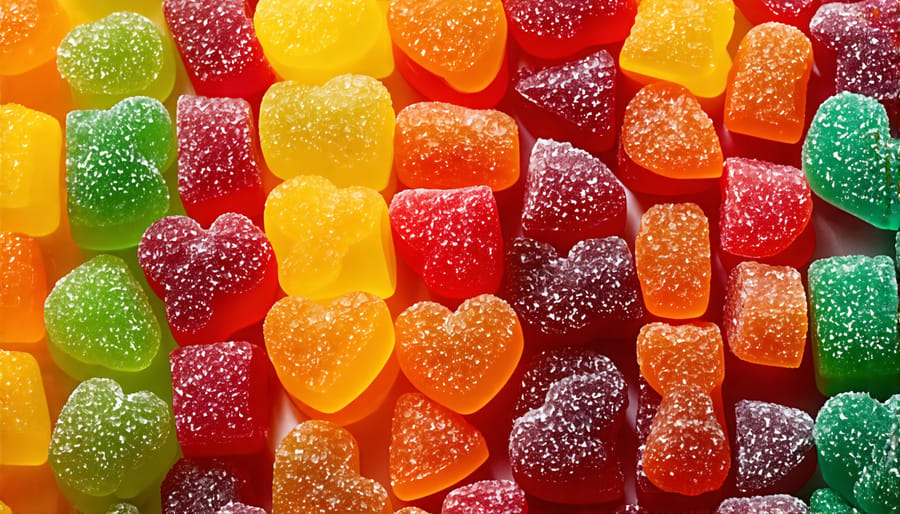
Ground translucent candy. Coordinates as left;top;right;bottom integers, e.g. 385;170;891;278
394;102;519;191
715;495;809;514
56;12;175;108
810;488;860;514
509;371;627;503
218;503;267;514
521;139;626;253
502;236;643;342
512;50;617;153
138;213;278;347
854;430;900;514
66;96;174;250
106;503;139;514
390;186;503;299
259;75;395;190
637;322;724;396
389;393;488;500
161;458;256;514
441;480;527;514
0;350;51;466
395;294;523;414
0;232;46;343
0;0;68;75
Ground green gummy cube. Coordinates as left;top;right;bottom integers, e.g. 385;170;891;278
810;488;861;514
854;429;900;514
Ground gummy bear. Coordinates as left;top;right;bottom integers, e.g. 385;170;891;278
161;458;256;514
0;232;46;343
0;0;69;76
0;350;51;466
715;495;809;514
637;322;725;396
441;480;527;514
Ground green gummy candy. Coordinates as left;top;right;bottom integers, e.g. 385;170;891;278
808;254;900;398
66;96;174;250
802;92;900;230
44;254;161;377
106;503;140;514
810;489;861;514
56;11;175;108
49;378;177;511
855;429;900;514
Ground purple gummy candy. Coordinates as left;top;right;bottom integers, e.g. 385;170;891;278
715;494;809;514
635;376;663;494
441;480;527;514
216;503;267;514
161;458;256;514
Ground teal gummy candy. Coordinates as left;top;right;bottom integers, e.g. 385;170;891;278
810;489;860;514
57;11;176;108
854;430;900;514
66;96;174;250
808;255;900;398
802;92;900;230
44;254;161;378
49;378;178;513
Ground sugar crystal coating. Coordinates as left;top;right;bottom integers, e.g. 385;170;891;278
735;400;815;493
637;322;724;396
854;429;900;514
809;488;860;513
716;494;809;514
161;458;256;514
441;480;527;514
106;503;139;514
217;503;267;514
0;0;68;75
0;350;51;466
0;231;46;343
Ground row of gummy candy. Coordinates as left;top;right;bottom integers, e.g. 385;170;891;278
2;0;900;512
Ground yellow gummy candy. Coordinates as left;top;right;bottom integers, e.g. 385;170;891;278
619;0;734;98
0;104;62;237
254;0;393;84
0;500;10;513
0;350;51;466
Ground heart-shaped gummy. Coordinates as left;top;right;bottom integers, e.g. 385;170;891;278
273;420;391;514
264;175;396;300
263;292;395;414
441;480;527;514
395;294;522;414
637;322;725;396
803;92;900;229
48;378;178;510
138;213;278;346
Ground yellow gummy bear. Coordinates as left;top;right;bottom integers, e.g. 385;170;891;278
619;0;734;98
259;75;395;191
0;351;51;466
0;104;62;237
264;175;397;300
254;0;393;84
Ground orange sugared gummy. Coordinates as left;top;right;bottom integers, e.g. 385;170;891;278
635;203;711;319
637;322;725;396
0;232;47;343
0;0;69;76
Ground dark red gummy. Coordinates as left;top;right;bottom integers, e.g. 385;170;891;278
715;494;809;514
161;458;257;514
441;480;527;514
734;0;820;30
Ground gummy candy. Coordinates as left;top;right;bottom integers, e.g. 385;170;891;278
254;0;393;84
218;503;267;514
725;23;813;144
441;480;527;514
138;213;278;347
164;0;275;101
520;139;626;253
56;11;175;108
803;92;900;229
259;75;395;191
0;350;51;466
637;322;725;396
390;186;503;299
620;0;735;97
396;509;429;514
0;103;62;237
0;232;46;343
512;50;617;153
106;503;139;514
734;0;820;27
264;175;396;299
635;377;663;495
390;393;488;500
635;203;711;319
176;95;266;228
169;341;270;457
854;429;900;514
502;236;643;342
161;458;256;514
807;255;900;397
66;96;174;250
56;0;161;23
273;420;391;514
264;292;395;414
502;0;636;59
395;294;523;414
715;495;809;514
0;0;69;75
394;102;519;191
48;378;178;512
810;489;860;514
44;254;161;377
724;262;808;368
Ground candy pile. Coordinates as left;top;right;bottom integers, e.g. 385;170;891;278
2;0;900;512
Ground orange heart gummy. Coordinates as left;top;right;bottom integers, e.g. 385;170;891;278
273;420;392;514
637;321;725;396
264;292;395;413
395;294;523;414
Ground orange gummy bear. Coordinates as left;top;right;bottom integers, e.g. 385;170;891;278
390;393;488;501
637;322;725;396
273;420;392;514
0;232;46;343
395;294;523;414
725;22;813;144
635;203;711;319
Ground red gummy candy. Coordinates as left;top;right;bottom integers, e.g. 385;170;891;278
441;480;527;514
161;458;257;514
715;494;809;514
734;0;820;30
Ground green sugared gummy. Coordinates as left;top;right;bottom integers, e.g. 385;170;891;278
802;92;900;230
854;428;900;514
66;96;174;250
44;254;161;377
810;488;861;514
808;255;900;398
49;378;177;512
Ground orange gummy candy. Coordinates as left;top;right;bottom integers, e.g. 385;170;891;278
273;420;392;514
0;232;46;343
637;322;725;396
390;393;488;501
725;22;813;144
395;294;523;414
635;203;711;319
0;0;69;76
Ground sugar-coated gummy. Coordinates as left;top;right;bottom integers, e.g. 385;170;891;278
809;488;861;514
0;0;68;75
637;322;724;396
217;503;267;514
853;429;900;514
0;232;47;343
441;480;527;514
161;458;256;514
106;503;139;514
715;494;809;514
0;350;51;466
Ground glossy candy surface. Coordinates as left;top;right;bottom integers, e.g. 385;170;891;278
0;350;51;466
0;232;46;343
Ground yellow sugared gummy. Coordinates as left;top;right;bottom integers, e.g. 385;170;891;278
0;350;51;466
264;175;397;300
254;0;393;84
619;0;734;98
259;75;395;191
0;104;62;236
